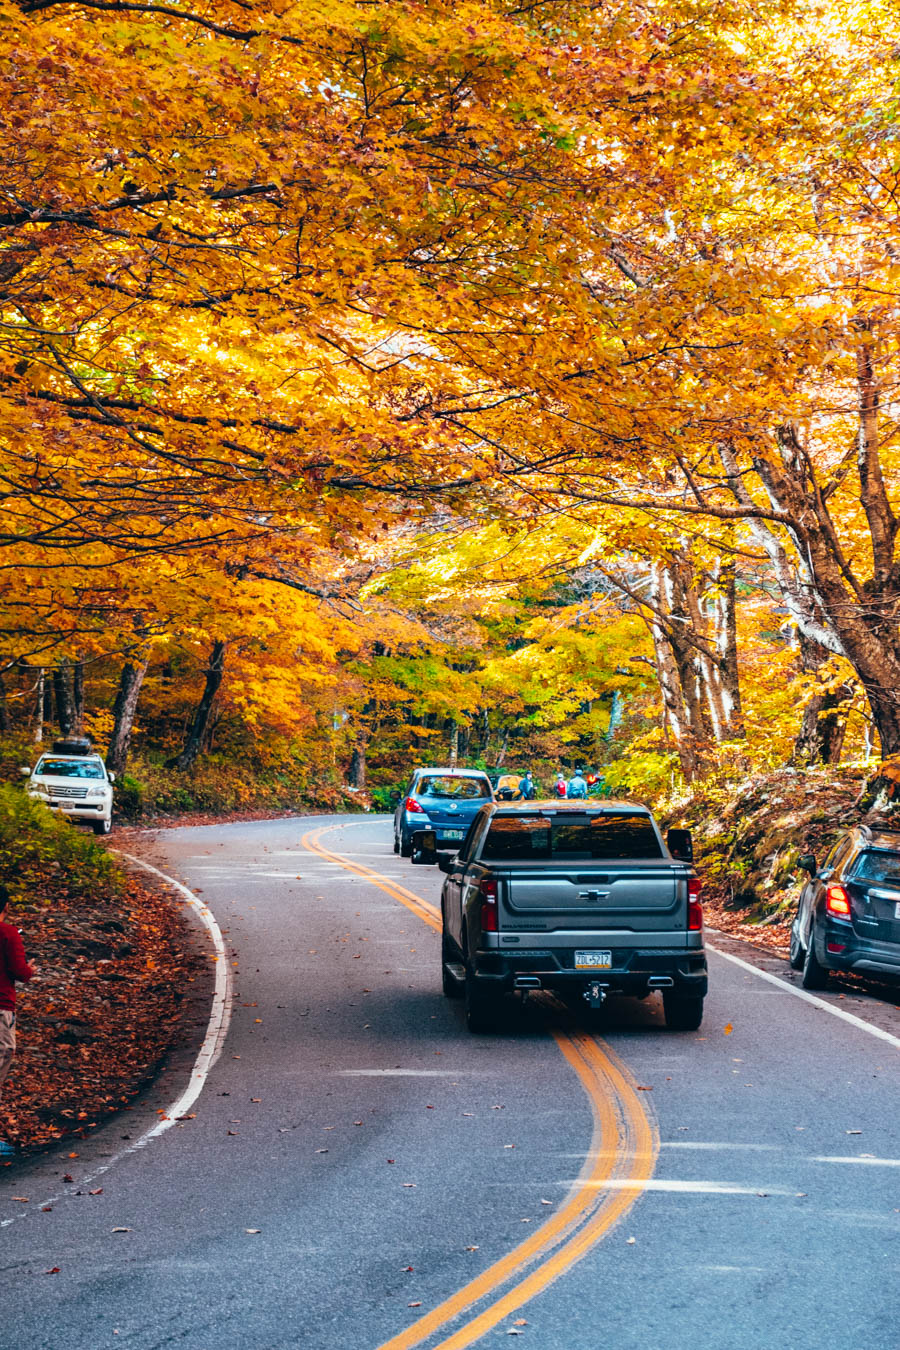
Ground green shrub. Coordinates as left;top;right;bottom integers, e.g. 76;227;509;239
0;784;122;907
115;772;145;820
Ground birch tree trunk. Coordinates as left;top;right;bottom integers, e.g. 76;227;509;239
106;657;149;775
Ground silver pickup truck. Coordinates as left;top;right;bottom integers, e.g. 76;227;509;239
414;799;706;1033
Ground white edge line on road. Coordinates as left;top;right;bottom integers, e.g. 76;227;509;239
707;941;900;1052
1;852;232;1228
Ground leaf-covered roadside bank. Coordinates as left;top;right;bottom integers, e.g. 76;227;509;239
673;765;878;955
0;858;204;1157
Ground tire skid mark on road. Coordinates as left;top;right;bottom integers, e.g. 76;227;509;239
302;823;658;1350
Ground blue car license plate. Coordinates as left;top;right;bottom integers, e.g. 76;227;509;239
442;829;465;840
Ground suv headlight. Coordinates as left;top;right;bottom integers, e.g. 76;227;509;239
87;785;109;799
30;782;48;796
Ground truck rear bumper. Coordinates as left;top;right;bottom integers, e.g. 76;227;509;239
472;948;708;998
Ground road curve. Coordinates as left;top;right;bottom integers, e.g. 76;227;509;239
3;813;900;1350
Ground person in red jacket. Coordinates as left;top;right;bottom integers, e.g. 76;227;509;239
0;884;35;1141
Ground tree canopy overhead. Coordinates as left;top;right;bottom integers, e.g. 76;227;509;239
5;0;900;790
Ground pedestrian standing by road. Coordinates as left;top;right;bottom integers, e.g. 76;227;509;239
0;883;35;1156
519;771;536;799
567;769;588;799
555;773;567;798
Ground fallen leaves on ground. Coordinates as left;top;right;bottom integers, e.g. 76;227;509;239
1;871;202;1153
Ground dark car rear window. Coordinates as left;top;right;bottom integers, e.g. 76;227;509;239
850;849;900;884
482;813;661;861
417;775;491;800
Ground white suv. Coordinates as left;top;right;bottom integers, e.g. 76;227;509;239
23;739;115;835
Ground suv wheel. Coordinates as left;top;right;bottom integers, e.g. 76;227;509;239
93;817;111;836
662;991;704;1031
465;967;500;1033
801;922;829;989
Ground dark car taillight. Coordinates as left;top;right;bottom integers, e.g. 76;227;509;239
479;878;498;933
826;883;851;918
404;796;425;814
687;878;703;931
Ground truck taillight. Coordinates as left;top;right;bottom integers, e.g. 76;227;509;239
687;877;703;931
826;883;851;918
479;878;498;933
404;796;424;814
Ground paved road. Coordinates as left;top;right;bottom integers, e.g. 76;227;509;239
3;814;900;1350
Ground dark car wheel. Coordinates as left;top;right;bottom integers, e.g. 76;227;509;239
789;920;805;970
399;833;413;858
801;923;830;989
441;932;464;999
465;967;501;1033
663;991;704;1031
392;832;400;854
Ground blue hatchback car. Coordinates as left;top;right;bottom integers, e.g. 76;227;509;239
393;767;494;857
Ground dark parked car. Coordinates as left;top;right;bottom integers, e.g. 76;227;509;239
393;768;494;857
791;824;900;989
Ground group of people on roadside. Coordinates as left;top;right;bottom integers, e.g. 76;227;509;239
507;769;590;800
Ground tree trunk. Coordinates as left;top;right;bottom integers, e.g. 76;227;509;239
448;719;459;767
709;556;744;738
53;660;76;737
106;657;149;775
347;745;366;788
167;641;226;771
33;668;45;744
648;562;702;780
792;637;852;765
72;660;85;734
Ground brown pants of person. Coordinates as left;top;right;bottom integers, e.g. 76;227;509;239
0;1010;15;1103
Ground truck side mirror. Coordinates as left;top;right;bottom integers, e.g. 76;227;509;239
411;829;438;866
667;828;694;863
797;854;817;875
438;854;456;874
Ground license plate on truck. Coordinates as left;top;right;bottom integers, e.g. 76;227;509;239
442;829;465;840
575;950;612;969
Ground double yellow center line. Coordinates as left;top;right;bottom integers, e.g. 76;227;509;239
301;825;658;1350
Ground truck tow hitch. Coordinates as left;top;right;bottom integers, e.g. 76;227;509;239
584;981;610;1009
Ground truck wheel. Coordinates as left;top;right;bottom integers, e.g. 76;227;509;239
801;923;829;989
442;933;463;999
465;968;499;1033
789;922;805;970
93;818;111;836
663;991;704;1031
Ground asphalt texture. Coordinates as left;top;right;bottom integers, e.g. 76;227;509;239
2;813;899;1350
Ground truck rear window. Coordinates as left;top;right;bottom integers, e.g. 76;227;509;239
482;813;662;861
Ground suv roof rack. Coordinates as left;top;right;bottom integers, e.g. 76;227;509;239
50;737;94;756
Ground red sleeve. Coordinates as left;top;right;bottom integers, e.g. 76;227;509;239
3;927;34;983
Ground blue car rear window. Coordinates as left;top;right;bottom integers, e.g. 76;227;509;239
417;776;490;799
